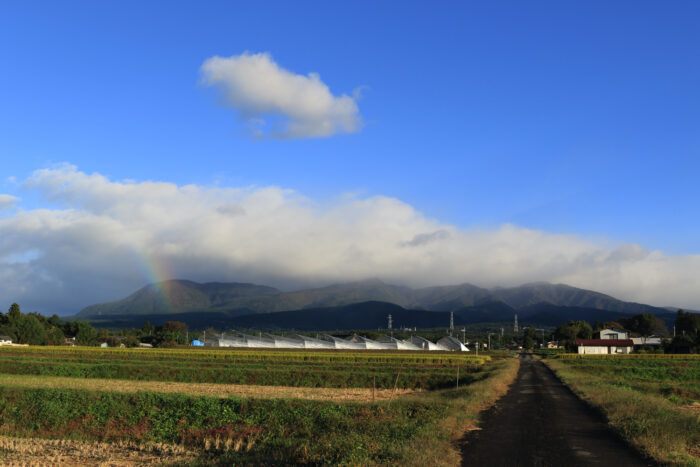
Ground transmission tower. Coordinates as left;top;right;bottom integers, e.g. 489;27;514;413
388;314;393;337
449;312;454;336
514;314;519;333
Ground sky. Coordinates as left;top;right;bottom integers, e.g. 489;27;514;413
1;1;700;315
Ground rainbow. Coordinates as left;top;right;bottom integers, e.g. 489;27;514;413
134;253;175;313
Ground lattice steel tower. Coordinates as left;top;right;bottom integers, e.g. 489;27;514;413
514;314;519;333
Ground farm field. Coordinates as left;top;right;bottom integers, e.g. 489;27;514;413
0;346;487;389
0;346;519;465
543;354;700;466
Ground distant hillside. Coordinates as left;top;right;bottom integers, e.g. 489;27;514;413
79;280;279;317
227;301;463;331
490;282;664;315
81;301;464;331
77;279;672;322
80;299;679;331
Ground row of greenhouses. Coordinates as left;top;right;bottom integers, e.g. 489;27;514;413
217;332;469;351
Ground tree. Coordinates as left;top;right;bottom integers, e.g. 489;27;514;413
7;303;21;324
124;335;140;348
522;328;537;350
16;315;45;345
622;313;667;342
153;321;189;347
48;314;61;327
675;309;700;336
75;321;98;346
45;326;65;346
555;320;593;351
141;321;154;336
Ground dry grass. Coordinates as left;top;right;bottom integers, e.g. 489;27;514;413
544;358;700;466
397;355;521;466
0;374;418;402
0;436;195;466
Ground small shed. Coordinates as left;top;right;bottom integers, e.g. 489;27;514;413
576;339;633;354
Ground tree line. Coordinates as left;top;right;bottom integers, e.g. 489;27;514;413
551;311;699;353
1;303;199;348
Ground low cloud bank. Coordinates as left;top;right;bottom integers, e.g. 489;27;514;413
1;164;699;315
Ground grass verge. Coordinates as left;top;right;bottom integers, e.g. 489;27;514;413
543;357;700;466
393;354;520;466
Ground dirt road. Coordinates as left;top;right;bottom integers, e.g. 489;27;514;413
460;354;654;466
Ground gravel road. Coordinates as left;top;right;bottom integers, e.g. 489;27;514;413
460;354;654;466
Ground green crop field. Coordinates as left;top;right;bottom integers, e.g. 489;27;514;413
0;346;488;389
543;354;700;465
0;346;518;465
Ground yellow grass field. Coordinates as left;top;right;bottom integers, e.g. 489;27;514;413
0;373;418;402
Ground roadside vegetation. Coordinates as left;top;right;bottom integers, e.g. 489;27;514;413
543;354;700;466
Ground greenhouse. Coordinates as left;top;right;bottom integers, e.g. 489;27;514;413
216;331;466;351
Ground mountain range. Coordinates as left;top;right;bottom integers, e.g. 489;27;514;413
75;279;677;330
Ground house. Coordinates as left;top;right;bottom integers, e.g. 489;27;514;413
576;339;633;354
596;328;629;340
0;336;12;346
546;341;561;349
631;336;662;346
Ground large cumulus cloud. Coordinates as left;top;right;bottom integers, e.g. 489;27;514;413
1;164;699;315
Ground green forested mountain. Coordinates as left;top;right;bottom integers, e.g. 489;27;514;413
77;279;670;321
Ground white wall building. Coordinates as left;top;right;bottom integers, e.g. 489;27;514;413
576;339;633;354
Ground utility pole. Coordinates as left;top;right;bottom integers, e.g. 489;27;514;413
535;329;545;349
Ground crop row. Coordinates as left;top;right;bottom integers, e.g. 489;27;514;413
556;363;699;383
0;387;446;464
554;353;700;360
0;355;466;372
0;358;481;390
0;346;487;365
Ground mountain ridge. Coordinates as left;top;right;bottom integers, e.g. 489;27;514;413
77;279;671;319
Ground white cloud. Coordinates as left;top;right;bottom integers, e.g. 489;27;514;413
200;52;362;139
0;195;19;210
1;165;700;314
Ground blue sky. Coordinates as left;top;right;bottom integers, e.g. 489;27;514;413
1;1;700;313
